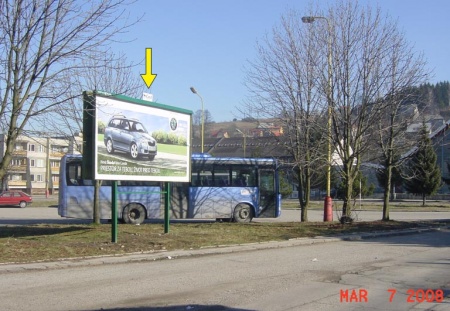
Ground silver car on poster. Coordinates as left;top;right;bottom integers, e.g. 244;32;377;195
103;116;157;160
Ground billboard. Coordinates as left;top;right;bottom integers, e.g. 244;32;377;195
83;91;192;182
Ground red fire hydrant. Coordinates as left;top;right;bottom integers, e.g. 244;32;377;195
324;196;333;221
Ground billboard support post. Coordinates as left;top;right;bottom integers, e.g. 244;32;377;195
112;181;118;243
164;182;170;233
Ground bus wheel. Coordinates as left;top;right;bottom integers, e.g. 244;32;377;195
122;203;146;224
233;204;253;223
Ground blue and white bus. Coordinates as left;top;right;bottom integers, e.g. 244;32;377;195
58;154;281;224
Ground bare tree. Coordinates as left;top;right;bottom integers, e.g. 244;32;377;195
193;109;214;126
41;51;145;140
321;1;429;219
0;0;138;181
376;47;428;220
193;109;214;139
41;51;145;224
243;9;326;222
244;1;430;221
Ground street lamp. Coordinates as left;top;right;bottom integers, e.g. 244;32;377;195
302;15;333;221
236;128;247;158
190;86;204;153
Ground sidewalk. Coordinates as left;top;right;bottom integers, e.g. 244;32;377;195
0;226;444;274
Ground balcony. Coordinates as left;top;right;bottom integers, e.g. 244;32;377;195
12;150;27;157
8;180;27;186
50;151;66;158
9;165;27;173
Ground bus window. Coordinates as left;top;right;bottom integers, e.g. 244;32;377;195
199;170;213;186
192;169;213;187
213;168;230;187
231;167;256;187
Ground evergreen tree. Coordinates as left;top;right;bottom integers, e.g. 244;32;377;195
403;122;442;205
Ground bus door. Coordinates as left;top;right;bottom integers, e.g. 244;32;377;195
258;169;279;217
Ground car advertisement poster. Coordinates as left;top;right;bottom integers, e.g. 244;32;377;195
90;92;192;182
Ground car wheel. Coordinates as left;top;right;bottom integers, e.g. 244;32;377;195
19;201;27;208
130;143;139;159
122;203;146;224
233;204;253;223
106;139;114;154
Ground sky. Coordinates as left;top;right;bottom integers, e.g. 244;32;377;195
119;0;450;122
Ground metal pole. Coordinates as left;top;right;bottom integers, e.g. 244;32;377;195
325;18;333;221
164;182;170;233
111;180;118;243
201;97;204;153
302;15;333;221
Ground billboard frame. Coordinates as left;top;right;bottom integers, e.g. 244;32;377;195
82;90;192;182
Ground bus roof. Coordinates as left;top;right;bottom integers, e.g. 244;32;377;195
192;156;276;166
62;153;277;166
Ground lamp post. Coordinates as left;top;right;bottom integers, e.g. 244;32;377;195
236;128;247;158
302;15;333;221
190;87;204;153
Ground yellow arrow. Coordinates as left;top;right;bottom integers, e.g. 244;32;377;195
141;48;157;88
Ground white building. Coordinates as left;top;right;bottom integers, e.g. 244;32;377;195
0;134;82;194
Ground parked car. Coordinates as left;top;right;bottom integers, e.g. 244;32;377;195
103;116;157;160
0;191;33;208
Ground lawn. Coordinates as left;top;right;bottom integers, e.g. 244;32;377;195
1;219;447;264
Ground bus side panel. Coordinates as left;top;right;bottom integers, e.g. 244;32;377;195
64;185;161;220
170;183;189;219
189;187;256;219
116;186;161;219
64;186;108;219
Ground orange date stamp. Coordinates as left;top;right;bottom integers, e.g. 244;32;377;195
340;288;445;303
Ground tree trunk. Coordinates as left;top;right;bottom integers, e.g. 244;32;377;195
297;178;308;222
342;162;353;218
93;180;101;224
382;166;392;221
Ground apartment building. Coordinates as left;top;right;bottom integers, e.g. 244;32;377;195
0;134;82;195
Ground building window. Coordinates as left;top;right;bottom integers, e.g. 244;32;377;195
11;159;23;166
31;174;43;182
38;144;45;152
36;159;45;167
28;144;35;152
30;159;35;167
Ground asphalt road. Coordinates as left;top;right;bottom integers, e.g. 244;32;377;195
0;229;449;310
1;205;450;225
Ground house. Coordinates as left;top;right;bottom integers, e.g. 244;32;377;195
250;122;284;137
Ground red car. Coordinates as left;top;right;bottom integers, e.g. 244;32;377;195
0;191;33;208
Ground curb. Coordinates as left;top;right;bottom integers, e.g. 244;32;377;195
0;226;444;274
